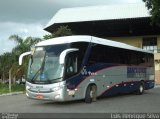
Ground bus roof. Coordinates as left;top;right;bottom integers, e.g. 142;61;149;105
36;35;153;54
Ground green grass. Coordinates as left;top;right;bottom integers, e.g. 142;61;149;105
0;84;25;94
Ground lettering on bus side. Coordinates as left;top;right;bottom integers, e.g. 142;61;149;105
127;67;146;78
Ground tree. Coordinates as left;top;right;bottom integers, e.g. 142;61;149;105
9;35;42;54
43;25;73;40
0;35;43;84
0;52;13;81
143;0;160;26
8;35;42;81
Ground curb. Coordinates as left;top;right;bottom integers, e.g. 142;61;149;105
0;92;24;97
155;85;160;88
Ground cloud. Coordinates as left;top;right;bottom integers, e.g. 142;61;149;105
0;0;67;23
0;21;47;54
0;0;143;55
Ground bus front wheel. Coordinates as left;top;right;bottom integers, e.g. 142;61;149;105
85;85;97;103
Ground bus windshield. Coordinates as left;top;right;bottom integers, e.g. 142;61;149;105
27;44;68;83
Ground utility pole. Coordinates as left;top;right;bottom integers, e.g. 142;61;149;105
9;69;12;93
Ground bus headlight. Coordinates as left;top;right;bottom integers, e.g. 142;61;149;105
26;85;31;90
26;83;33;90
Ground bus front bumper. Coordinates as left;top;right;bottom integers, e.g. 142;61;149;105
26;89;65;102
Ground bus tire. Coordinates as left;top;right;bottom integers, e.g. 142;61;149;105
85;85;97;103
137;82;144;95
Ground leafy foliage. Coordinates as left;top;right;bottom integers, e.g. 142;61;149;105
43;25;73;40
0;35;42;82
143;0;160;26
0;52;14;80
0;84;25;94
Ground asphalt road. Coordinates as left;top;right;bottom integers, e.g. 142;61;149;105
0;87;160;113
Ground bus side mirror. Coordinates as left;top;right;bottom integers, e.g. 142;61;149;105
59;48;79;64
19;52;31;65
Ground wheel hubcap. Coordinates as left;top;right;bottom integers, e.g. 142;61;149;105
90;91;93;98
140;85;143;93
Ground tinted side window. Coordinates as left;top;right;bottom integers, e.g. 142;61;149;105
87;43;152;66
141;53;154;67
88;44;128;65
70;42;89;70
65;53;78;79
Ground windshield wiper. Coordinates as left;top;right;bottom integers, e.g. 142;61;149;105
30;52;46;82
41;77;62;84
30;55;33;66
48;77;62;83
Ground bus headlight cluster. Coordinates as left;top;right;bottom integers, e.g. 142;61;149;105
26;85;31;90
26;83;33;90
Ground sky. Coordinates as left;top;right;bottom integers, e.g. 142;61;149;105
0;0;143;55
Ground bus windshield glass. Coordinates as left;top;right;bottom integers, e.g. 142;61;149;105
27;44;68;83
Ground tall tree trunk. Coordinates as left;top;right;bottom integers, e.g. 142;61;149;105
13;76;16;84
2;72;5;83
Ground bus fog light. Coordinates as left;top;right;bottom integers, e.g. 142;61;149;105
55;94;60;99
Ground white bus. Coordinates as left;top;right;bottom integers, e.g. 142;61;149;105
19;35;155;103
